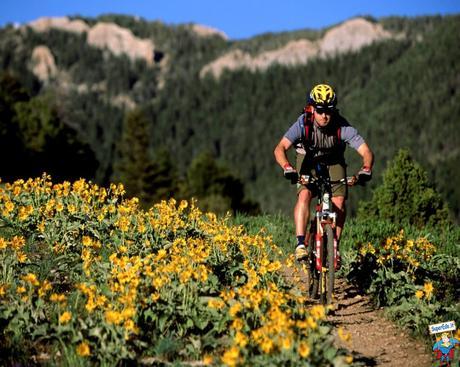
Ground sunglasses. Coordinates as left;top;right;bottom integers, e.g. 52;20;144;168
315;107;335;115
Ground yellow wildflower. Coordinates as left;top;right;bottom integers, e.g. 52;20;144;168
124;319;139;334
23;273;39;286
116;216;130;232
0;237;7;250
221;346;240;367
59;311;72;324
298;341;310;358
18;205;33;220
4;200;14;215
310;305;326;320
260;337;274;353
105;310;123;325
67;204;77;214
338;327;352;342
423;282;434;300
37;221;46;233
56;201;64;212
82;236;92;247
50;293;67;303
281;336;292;350
234;331;248;347
229;302;242;317
207;298;225;309
203;355;213;365
11;236;26;250
38;280;52;297
415;290;424;300
17;251;27;263
231;318;244;331
76;341;91;357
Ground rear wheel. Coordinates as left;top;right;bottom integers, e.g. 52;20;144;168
324;224;335;305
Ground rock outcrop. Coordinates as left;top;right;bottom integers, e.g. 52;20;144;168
319;17;391;56
201;18;394;78
28;16;89;34
87;22;155;64
201;39;318;78
189;24;228;40
27;17;155;65
31;45;57;82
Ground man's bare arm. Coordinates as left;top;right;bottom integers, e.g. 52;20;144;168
357;142;374;169
274;137;294;169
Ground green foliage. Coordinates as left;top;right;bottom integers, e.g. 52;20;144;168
0;73;98;182
0;176;345;366
14;94;61;152
226;212;460;342
185;151;259;215
231;213;294;255
338;216;460;340
113;109;174;208
0;15;459;220
358;149;450;227
147;147;181;204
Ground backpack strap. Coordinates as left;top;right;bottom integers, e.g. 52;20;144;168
302;105;315;143
302;105;342;144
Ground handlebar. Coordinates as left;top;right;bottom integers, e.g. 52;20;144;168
298;174;361;187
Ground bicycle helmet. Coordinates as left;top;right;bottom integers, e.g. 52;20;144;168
308;84;337;108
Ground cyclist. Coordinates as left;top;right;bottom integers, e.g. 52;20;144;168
274;83;374;262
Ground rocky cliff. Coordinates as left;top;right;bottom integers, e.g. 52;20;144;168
200;18;394;78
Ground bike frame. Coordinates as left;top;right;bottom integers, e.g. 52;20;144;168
302;173;339;271
300;168;355;304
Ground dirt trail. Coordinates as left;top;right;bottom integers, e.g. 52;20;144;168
284;266;432;366
329;278;432;367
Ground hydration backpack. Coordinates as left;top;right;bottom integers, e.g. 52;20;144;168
302;105;341;144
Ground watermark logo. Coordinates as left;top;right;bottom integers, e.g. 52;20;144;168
430;321;459;366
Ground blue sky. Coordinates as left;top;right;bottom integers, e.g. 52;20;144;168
2;0;459;39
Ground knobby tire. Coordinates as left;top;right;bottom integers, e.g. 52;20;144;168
325;224;335;305
308;235;319;299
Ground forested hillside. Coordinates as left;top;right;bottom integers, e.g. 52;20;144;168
0;14;458;219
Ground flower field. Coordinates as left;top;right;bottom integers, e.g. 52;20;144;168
0;175;350;366
340;219;460;341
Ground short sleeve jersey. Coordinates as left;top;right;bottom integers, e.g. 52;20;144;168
284;113;365;164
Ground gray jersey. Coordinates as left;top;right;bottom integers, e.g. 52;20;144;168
284;113;365;163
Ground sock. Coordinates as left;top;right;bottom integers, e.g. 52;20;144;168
296;235;305;248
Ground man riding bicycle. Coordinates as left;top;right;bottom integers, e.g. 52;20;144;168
274;83;374;262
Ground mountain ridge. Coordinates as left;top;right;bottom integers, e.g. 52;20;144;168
0;13;458;218
201;17;396;78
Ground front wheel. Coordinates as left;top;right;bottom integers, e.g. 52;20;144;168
307;232;319;299
324;224;335;305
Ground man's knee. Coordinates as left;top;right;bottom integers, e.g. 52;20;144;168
332;195;345;210
297;189;312;204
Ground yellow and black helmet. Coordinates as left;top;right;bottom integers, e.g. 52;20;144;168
308;84;337;108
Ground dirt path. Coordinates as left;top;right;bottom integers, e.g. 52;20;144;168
329;278;432;367
284;266;433;366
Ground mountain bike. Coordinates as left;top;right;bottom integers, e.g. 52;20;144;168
298;164;357;305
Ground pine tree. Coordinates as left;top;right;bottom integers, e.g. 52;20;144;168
358;149;451;227
185;151;259;214
113;109;158;207
146;147;179;204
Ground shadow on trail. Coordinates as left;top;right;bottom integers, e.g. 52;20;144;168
351;353;378;366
